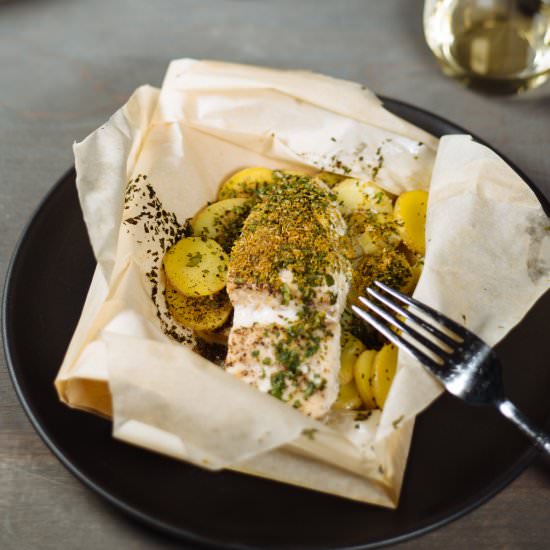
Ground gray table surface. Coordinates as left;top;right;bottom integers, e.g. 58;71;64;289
1;0;549;548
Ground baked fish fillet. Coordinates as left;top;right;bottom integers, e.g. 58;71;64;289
225;173;351;418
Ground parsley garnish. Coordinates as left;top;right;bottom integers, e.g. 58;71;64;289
302;428;318;440
269;372;287;400
186;251;203;267
392;415;404;429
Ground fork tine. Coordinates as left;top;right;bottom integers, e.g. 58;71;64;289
366;286;458;348
351;304;442;371
373;281;465;339
357;295;448;358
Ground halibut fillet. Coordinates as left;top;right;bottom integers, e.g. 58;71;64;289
225;174;351;418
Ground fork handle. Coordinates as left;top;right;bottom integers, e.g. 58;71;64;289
498;399;550;454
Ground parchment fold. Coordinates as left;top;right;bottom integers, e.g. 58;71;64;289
55;59;549;507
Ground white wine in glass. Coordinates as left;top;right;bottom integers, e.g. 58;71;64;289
424;0;550;93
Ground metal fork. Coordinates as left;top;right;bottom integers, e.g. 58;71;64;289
352;281;550;454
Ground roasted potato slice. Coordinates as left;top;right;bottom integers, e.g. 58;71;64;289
316;171;347;188
371;343;398;409
340;331;366;385
218;167;275;200
190;198;251;252
334;381;363;410
165;284;232;331
334;178;393;216
394;190;428;254
347;211;401;258
163;237;228;297
195;325;231;346
354;349;378;409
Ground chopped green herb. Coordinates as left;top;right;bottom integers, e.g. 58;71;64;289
392;415;404;429
280;283;291;305
269;371;287;400
303;381;317;400
302;428;318;440
186;251;203;267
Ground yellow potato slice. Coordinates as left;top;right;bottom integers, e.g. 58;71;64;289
190;198;251;252
358;228;401;256
354;349;378;409
361;216;402;256
195;324;231;346
347;211;401;258
346;212;370;259
394;190;428;254
348;250;413;305
333;381;363;410
165;285;232;331
371;344;398;409
218;167;275;200
334;178;393;216
316;172;347;188
340;332;366;385
163;237;228;297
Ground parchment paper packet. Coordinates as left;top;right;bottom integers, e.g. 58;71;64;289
55;59;550;508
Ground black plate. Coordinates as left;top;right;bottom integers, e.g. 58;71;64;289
3;98;550;549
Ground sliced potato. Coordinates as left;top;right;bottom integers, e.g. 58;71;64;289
333;381;363;410
359;216;401;256
394;190;428;254
165;285;232;331
316;172;347;188
371;344;398;409
347;211;401;258
190;198;251;252
218;167;275;200
340;332;366;385
334;178;393;216
163;237;228;297
349;250;413;306
354;349;378;409
346;213;370;259
357;229;399;256
195;324;231;346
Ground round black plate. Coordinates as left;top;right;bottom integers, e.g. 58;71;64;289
3;98;550;550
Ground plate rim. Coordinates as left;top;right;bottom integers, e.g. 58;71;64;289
2;97;548;550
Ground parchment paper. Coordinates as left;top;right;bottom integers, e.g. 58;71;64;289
55;59;549;507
